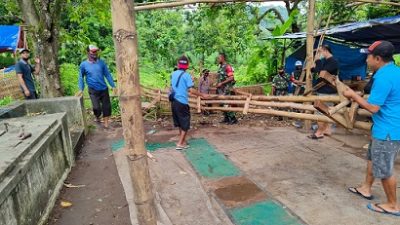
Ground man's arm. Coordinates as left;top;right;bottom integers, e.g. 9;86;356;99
343;88;380;114
77;64;85;96
17;73;30;97
102;61;116;88
189;87;208;98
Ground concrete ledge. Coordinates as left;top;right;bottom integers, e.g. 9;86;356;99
0;96;87;152
0;114;73;225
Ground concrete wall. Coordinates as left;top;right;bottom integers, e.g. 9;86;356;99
0;114;73;225
0;96;87;151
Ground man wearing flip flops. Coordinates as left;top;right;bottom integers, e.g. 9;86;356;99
344;41;400;217
170;56;209;150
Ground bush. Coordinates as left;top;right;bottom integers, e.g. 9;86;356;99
60;63;79;96
0;96;13;106
0;53;15;68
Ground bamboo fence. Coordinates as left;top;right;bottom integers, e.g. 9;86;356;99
0;70;24;100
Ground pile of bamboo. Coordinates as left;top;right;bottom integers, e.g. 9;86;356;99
141;82;372;131
0;71;24;100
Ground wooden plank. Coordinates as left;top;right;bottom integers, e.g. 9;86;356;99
314;100;349;128
328;99;350;115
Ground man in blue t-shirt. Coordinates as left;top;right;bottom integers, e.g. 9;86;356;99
170;56;209;150
344;41;400;216
15;48;41;99
77;45;116;128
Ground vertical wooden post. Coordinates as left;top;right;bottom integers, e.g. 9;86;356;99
304;0;316;130
110;1;157;225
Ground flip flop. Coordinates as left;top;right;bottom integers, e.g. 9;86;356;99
307;134;324;139
367;203;400;217
348;187;374;200
176;145;190;151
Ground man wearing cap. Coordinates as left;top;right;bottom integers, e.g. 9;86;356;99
216;53;237;124
78;45;116;128
344;41;400;216
291;60;304;94
15;48;41;99
170;56;209;150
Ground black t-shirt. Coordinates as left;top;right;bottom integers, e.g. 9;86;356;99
15;60;36;92
314;57;339;94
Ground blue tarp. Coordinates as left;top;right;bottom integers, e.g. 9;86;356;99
0;25;20;52
269;15;400;53
285;40;367;81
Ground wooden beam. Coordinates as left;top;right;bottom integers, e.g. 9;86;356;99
135;0;285;11
314;100;349;128
328;99;350;115
352;0;400;7
111;0;157;224
243;94;252;114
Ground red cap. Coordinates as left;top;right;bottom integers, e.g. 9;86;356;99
177;56;189;70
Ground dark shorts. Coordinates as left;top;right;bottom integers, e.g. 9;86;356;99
171;100;190;131
367;138;400;179
88;88;112;118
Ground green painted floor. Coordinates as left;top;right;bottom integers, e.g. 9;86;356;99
110;138;302;225
183;138;240;178
230;200;302;225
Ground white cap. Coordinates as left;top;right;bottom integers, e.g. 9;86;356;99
295;61;302;66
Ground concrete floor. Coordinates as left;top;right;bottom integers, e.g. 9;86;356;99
196;125;400;225
124;123;400;225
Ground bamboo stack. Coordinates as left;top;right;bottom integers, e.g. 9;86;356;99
140;85;372;131
0;71;24;100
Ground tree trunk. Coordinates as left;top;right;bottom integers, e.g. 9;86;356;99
110;1;158;225
17;0;63;97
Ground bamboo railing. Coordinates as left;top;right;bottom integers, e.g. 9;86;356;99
141;85;372;131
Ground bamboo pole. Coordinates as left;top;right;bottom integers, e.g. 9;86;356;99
110;0;157;225
203;106;372;130
135;0;286;11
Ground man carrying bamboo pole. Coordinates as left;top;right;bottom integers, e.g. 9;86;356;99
216;53;238;125
170;56;209;150
344;41;400;217
308;45;339;139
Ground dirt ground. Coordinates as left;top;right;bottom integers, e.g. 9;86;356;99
46;123;130;225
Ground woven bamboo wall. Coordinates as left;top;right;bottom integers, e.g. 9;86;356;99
0;71;24;99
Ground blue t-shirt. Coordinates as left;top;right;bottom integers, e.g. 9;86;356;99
367;62;400;140
170;70;194;105
78;59;115;91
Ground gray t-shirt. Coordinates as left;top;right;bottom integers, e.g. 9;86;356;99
15;59;36;92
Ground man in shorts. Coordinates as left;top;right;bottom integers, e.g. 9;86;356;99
344;41;400;216
170;56;209;150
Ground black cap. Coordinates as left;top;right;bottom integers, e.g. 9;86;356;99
360;41;394;58
18;48;30;54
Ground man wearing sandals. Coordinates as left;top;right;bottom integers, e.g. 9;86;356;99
344;41;400;216
170;56;209;150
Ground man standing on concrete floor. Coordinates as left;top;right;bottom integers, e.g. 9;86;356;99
170;55;209;150
216;53;237;125
308;45;339;139
344;41;400;216
15;48;40;99
77;45;116;128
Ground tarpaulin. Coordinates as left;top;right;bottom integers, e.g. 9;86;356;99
0;25;20;53
285;40;367;81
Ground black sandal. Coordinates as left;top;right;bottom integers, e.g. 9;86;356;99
307;134;324;139
348;187;374;200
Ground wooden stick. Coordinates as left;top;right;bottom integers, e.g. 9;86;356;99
303;81;326;96
328;99;350;115
243;94;252;114
314;100;349;128
197;96;201;113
